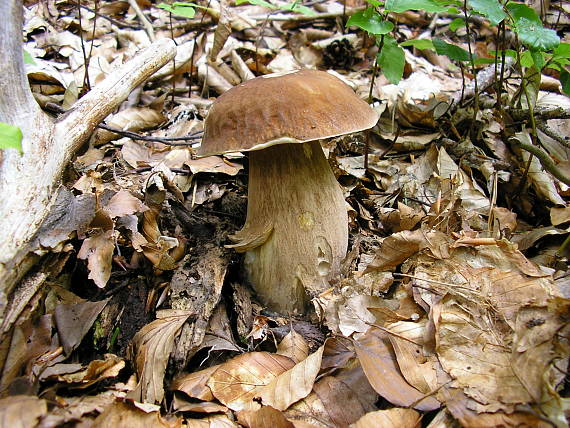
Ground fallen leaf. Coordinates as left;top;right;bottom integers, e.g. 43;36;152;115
354;327;440;411
0;395;47;428
77;230;116;288
237;406;294;428
129;310;193;403
92;400;180;427
276;329;309;363
207;352;295;411
54;298;110;355
349;408;420;428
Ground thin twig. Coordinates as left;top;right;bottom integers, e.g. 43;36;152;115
128;0;156;41
509;138;570;185
45;102;202;145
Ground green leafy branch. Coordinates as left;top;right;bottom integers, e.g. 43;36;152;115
346;0;569;96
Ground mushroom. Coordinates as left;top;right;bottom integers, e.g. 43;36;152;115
198;69;378;314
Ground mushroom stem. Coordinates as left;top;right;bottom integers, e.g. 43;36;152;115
227;141;348;313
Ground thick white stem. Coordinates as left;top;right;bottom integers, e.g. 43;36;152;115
228;141;348;314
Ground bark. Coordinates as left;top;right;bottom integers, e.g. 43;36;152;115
0;0;176;329
227;141;348;314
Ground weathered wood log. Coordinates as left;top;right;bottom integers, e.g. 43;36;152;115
0;0;176;329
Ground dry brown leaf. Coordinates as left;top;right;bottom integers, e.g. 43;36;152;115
435;293;535;408
349;408;421;428
185;156;243;176
92;401;181;427
36;187;96;249
129;310;193;404
94;107;166;145
237;406;295;428
207;352;295;411
0;395;47;428
276;329;309;363
202;303;241;353
77;229;116;288
172;365;220;401
54;298;110;355
511;306;565;402
185;414;239;427
40;354;125;389
386;321;439;395
172;394;227;413
103;189;148;218
310;365;379;427
37;389;123;427
442;387;551;428
354;327;440;411
364;229;450;273
551;206;570;226
259;345;325;411
321;337;356;373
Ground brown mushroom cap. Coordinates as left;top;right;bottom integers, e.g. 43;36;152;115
198;69;378;156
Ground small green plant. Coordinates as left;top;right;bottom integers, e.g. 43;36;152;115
236;0;316;16
0;122;23;153
157;2;199;18
346;0;570;96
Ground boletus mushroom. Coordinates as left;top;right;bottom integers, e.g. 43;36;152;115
198;69;378;314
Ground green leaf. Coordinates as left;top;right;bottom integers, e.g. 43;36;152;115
385;0;447;13
365;0;384;6
346;8;393;35
516;18;559;51
23;49;36;65
157;2;197;18
236;0;276;8
433;38;473;61
530;50;545;69
449;17;466;32
0;122;23;153
377;36;405;84
520;50;534;67
282;1;316;15
468;0;506;25
400;39;434;50
560;68;570;96
506;2;540;24
473;57;496;65
552;43;570;61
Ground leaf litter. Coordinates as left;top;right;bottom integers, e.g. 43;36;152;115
1;0;569;426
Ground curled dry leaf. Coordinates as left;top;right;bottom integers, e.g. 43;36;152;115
349;408;421;428
207;352;295;411
77;229;117;288
354;327;440;411
386;321;440;396
129;310;193;404
40;354;125;389
363;229;450;273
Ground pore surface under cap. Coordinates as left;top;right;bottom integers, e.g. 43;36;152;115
198;69;379;156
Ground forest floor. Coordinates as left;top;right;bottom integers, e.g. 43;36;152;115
1;0;570;427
